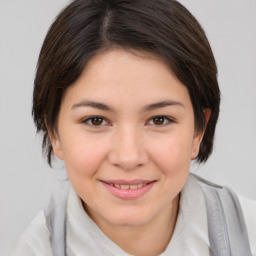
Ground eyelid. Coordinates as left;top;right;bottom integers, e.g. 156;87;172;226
146;115;175;126
81;116;110;127
80;115;174;128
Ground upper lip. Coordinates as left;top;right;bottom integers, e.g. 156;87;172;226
101;179;156;185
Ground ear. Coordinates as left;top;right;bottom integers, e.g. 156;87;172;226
49;131;64;160
191;109;211;160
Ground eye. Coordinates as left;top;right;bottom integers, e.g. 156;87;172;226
148;116;173;126
82;116;108;127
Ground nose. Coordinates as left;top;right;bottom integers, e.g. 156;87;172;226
107;125;149;171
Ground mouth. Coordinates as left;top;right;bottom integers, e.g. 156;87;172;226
103;181;154;189
100;180;156;199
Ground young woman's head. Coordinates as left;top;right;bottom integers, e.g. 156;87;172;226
32;0;220;238
33;0;220;167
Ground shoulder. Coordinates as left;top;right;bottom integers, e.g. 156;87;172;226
12;210;53;256
191;174;256;255
238;194;256;256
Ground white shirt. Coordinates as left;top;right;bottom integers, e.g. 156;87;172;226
12;176;256;255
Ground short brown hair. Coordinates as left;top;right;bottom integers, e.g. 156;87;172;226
32;0;220;166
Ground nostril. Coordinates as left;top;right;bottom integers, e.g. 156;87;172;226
107;135;149;170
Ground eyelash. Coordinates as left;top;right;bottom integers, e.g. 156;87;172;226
81;116;109;128
147;116;174;126
81;115;174;128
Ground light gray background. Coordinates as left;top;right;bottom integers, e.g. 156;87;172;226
0;0;255;254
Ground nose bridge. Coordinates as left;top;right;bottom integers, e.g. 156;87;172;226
108;124;148;170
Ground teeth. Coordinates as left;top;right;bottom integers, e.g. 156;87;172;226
112;183;145;189
120;184;130;189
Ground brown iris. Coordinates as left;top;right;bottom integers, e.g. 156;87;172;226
152;116;165;125
91;117;104;126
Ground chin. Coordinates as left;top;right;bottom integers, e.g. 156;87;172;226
105;208;154;227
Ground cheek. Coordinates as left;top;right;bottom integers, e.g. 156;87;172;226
62;135;109;178
149;133;193;197
149;131;193;173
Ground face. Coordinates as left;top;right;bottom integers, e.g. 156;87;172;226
51;49;204;228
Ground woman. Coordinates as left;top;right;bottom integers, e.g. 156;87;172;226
13;0;256;255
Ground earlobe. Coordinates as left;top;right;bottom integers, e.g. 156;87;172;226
44;115;64;160
49;132;64;160
191;135;202;160
191;108;212;160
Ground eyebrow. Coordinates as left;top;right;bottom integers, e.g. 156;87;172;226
72;100;114;111
143;100;184;111
71;99;184;112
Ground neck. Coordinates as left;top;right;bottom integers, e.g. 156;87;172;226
85;194;180;256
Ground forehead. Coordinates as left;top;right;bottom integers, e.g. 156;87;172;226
61;48;192;110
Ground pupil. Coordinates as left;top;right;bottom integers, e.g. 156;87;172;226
92;117;103;125
153;117;164;125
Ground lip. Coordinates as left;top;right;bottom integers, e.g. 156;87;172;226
100;180;156;200
103;179;153;185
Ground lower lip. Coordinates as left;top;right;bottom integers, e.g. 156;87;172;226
101;181;155;200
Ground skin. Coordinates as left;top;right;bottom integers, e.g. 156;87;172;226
51;49;209;255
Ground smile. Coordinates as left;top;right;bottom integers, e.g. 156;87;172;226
100;180;156;199
108;183;147;190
